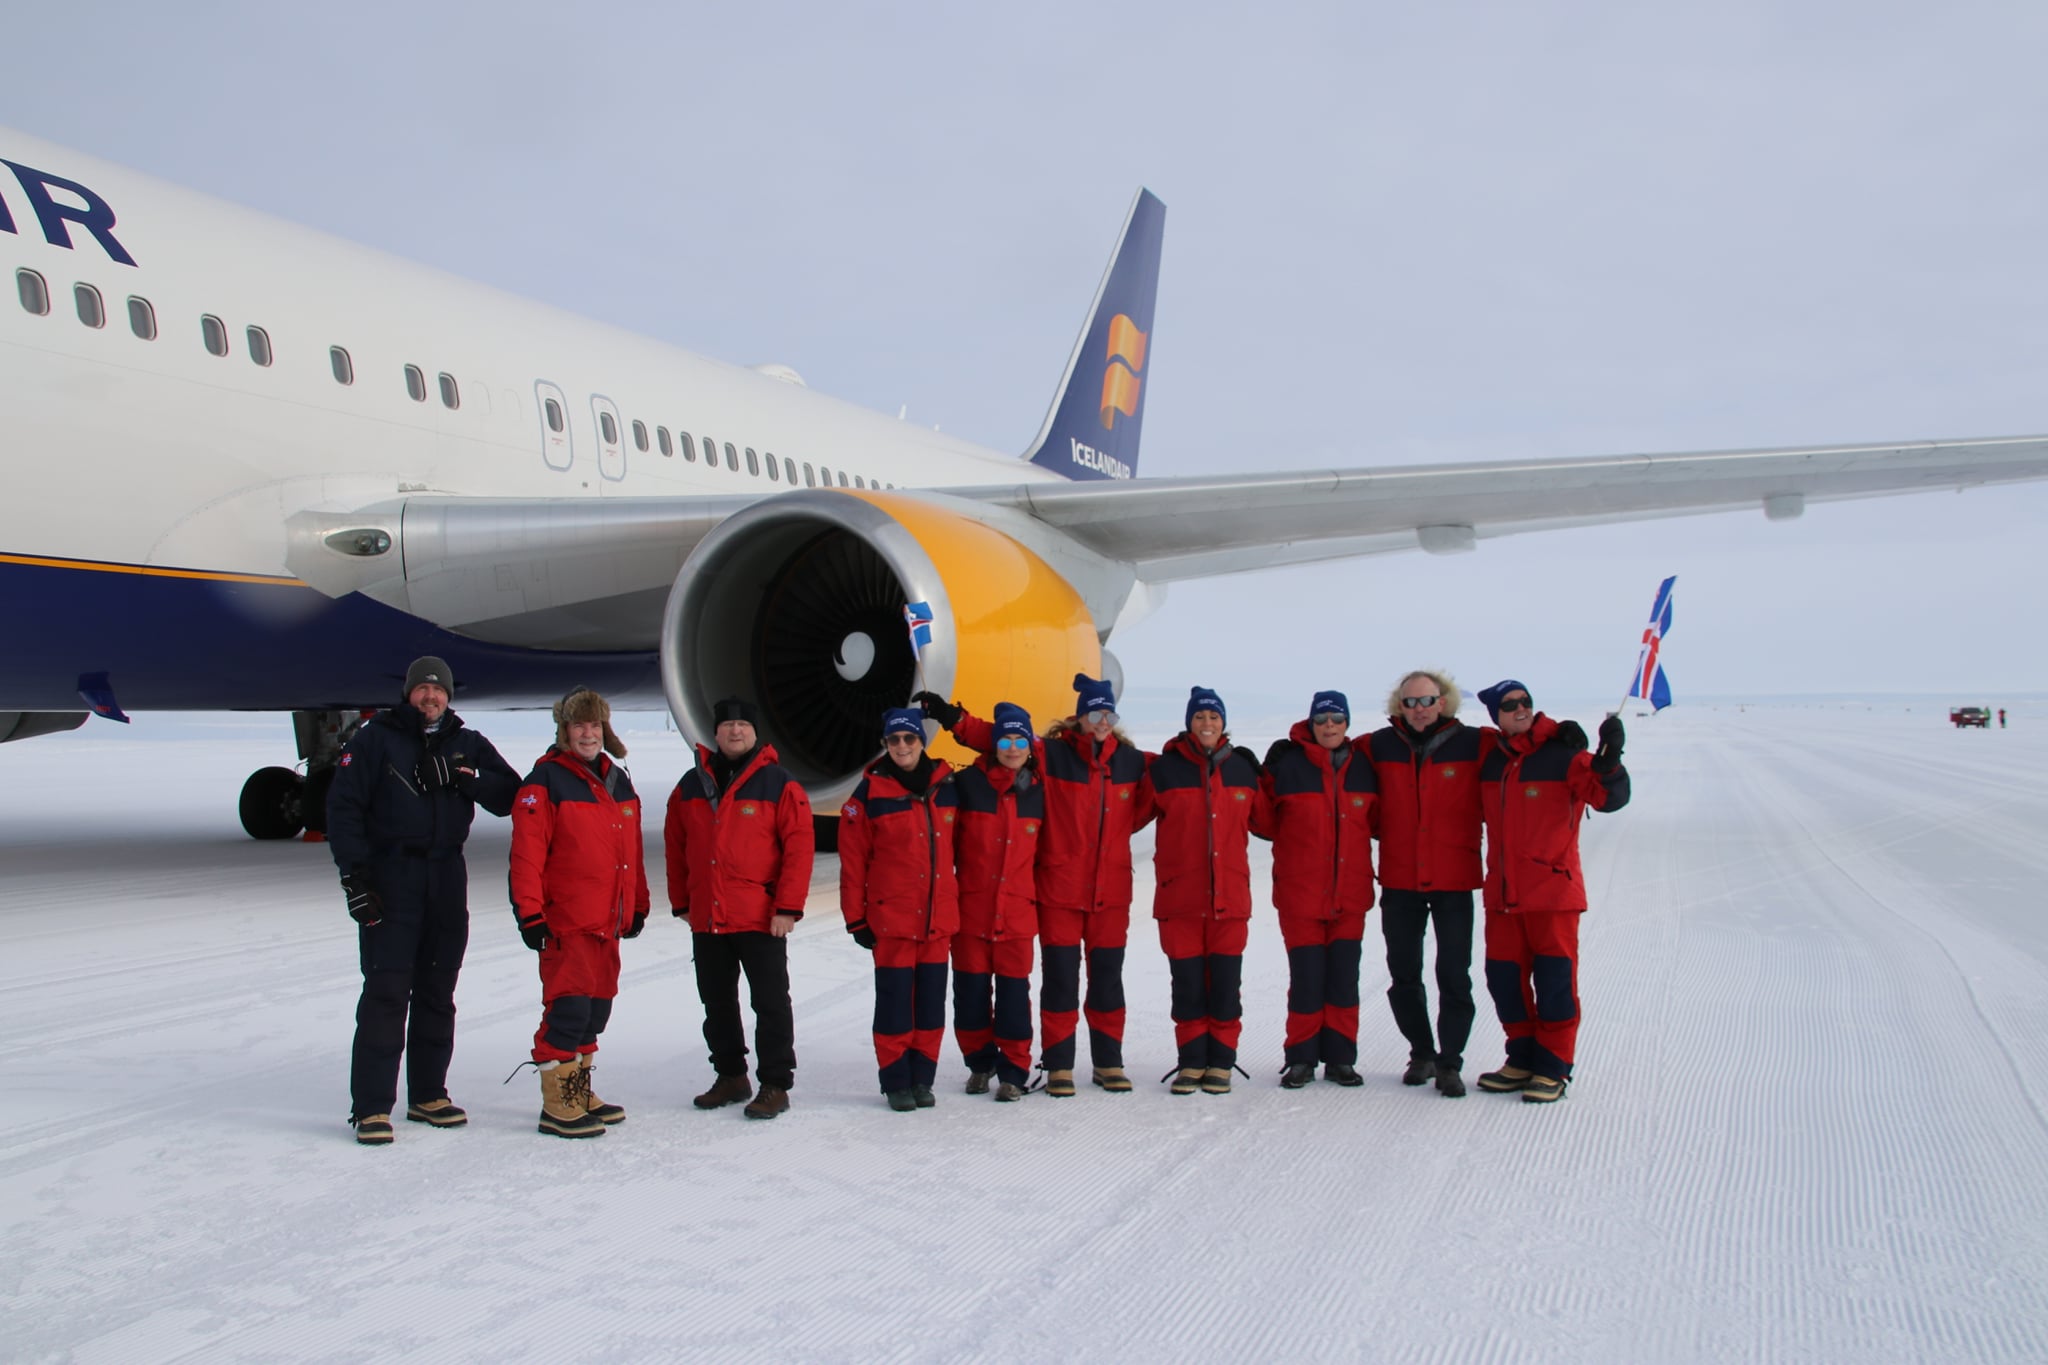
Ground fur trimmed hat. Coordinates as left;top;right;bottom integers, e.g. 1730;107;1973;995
555;686;627;757
1385;669;1461;720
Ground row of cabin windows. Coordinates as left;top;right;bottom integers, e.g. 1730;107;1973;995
18;267;459;407
545;399;890;490
19;266;893;487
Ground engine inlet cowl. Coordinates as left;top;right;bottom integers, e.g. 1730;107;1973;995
660;490;1100;813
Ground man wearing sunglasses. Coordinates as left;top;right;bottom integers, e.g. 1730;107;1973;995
1364;670;1494;1097
915;674;1153;1098
1261;690;1378;1089
1472;682;1629;1103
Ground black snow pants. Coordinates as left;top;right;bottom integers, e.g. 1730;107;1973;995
351;851;469;1118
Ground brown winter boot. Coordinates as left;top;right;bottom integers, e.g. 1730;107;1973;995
743;1086;790;1120
538;1060;605;1138
575;1055;626;1125
693;1074;754;1110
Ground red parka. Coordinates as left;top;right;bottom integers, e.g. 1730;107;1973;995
1478;713;1631;914
1365;718;1493;892
951;754;1046;942
1261;722;1379;919
510;748;651;939
956;711;1153;913
1143;733;1269;921
664;742;815;934
839;759;960;942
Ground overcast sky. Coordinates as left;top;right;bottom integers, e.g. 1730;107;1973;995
9;4;2047;704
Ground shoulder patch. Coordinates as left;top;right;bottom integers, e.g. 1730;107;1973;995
841;802;861;820
339;753;353;767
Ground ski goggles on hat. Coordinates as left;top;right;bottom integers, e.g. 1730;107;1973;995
1495;695;1533;712
994;736;1031;751
1400;695;1441;709
1311;711;1348;726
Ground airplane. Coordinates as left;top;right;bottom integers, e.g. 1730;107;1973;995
6;124;2048;842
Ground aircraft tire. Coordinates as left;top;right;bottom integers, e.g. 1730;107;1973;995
240;766;306;840
301;767;336;835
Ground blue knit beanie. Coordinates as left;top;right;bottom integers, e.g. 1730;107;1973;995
1186;685;1226;730
882;707;925;739
1074;673;1117;716
1476;680;1533;724
1310;690;1349;722
992;702;1034;742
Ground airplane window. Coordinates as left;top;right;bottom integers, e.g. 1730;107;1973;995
600;411;618;444
744;447;760;476
15;268;49;315
702;435;718;464
202;314;229;357
404;364;427;401
680;430;696;462
247;326;273;367
724;442;739;472
837;471;849;488
633;420;649;453
817;464;831;486
657;426;672;457
330;346;353;385
767;453;780;482
783;456;797;484
74;283;105;328
545;398;564;432
438;372;458;408
127;296;156;340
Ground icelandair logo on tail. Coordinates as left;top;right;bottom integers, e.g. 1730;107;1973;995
1068;438;1132;480
1099;313;1147;430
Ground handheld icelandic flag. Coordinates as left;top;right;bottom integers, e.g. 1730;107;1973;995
1625;576;1676;711
903;601;935;654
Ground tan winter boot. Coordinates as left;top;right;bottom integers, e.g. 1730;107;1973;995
538;1060;605;1138
1091;1067;1133;1093
576;1054;626;1125
1045;1069;1076;1098
1169;1068;1203;1096
1201;1067;1233;1095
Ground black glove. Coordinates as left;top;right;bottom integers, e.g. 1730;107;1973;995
1593;715;1626;773
1553;720;1589;753
420;752;454;790
851;924;878;950
623;911;648;939
341;872;383;927
911;691;963;729
519;920;548;951
672;906;690;919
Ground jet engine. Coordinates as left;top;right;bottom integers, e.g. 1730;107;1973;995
661;490;1110;811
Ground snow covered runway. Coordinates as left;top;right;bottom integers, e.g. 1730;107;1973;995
4;704;2046;1362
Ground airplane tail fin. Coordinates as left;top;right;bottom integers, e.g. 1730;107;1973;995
1021;189;1165;481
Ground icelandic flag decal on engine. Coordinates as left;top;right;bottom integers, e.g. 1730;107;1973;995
904;601;935;653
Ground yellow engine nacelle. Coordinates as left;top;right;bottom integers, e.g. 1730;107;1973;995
661;490;1103;810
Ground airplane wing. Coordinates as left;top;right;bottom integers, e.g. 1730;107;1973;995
288;433;2048;647
955;433;2048;581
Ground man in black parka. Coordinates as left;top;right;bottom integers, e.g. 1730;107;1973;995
326;656;520;1144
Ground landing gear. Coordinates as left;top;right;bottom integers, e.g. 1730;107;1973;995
236;709;364;841
239;766;306;840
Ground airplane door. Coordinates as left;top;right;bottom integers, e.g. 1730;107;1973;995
535;380;573;471
591;395;626;483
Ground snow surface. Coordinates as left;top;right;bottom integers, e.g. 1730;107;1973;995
4;701;2047;1363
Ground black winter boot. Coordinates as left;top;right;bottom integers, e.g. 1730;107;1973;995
1402;1055;1437;1086
1280;1063;1316;1089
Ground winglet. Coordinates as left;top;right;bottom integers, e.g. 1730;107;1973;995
1021;189;1166;482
